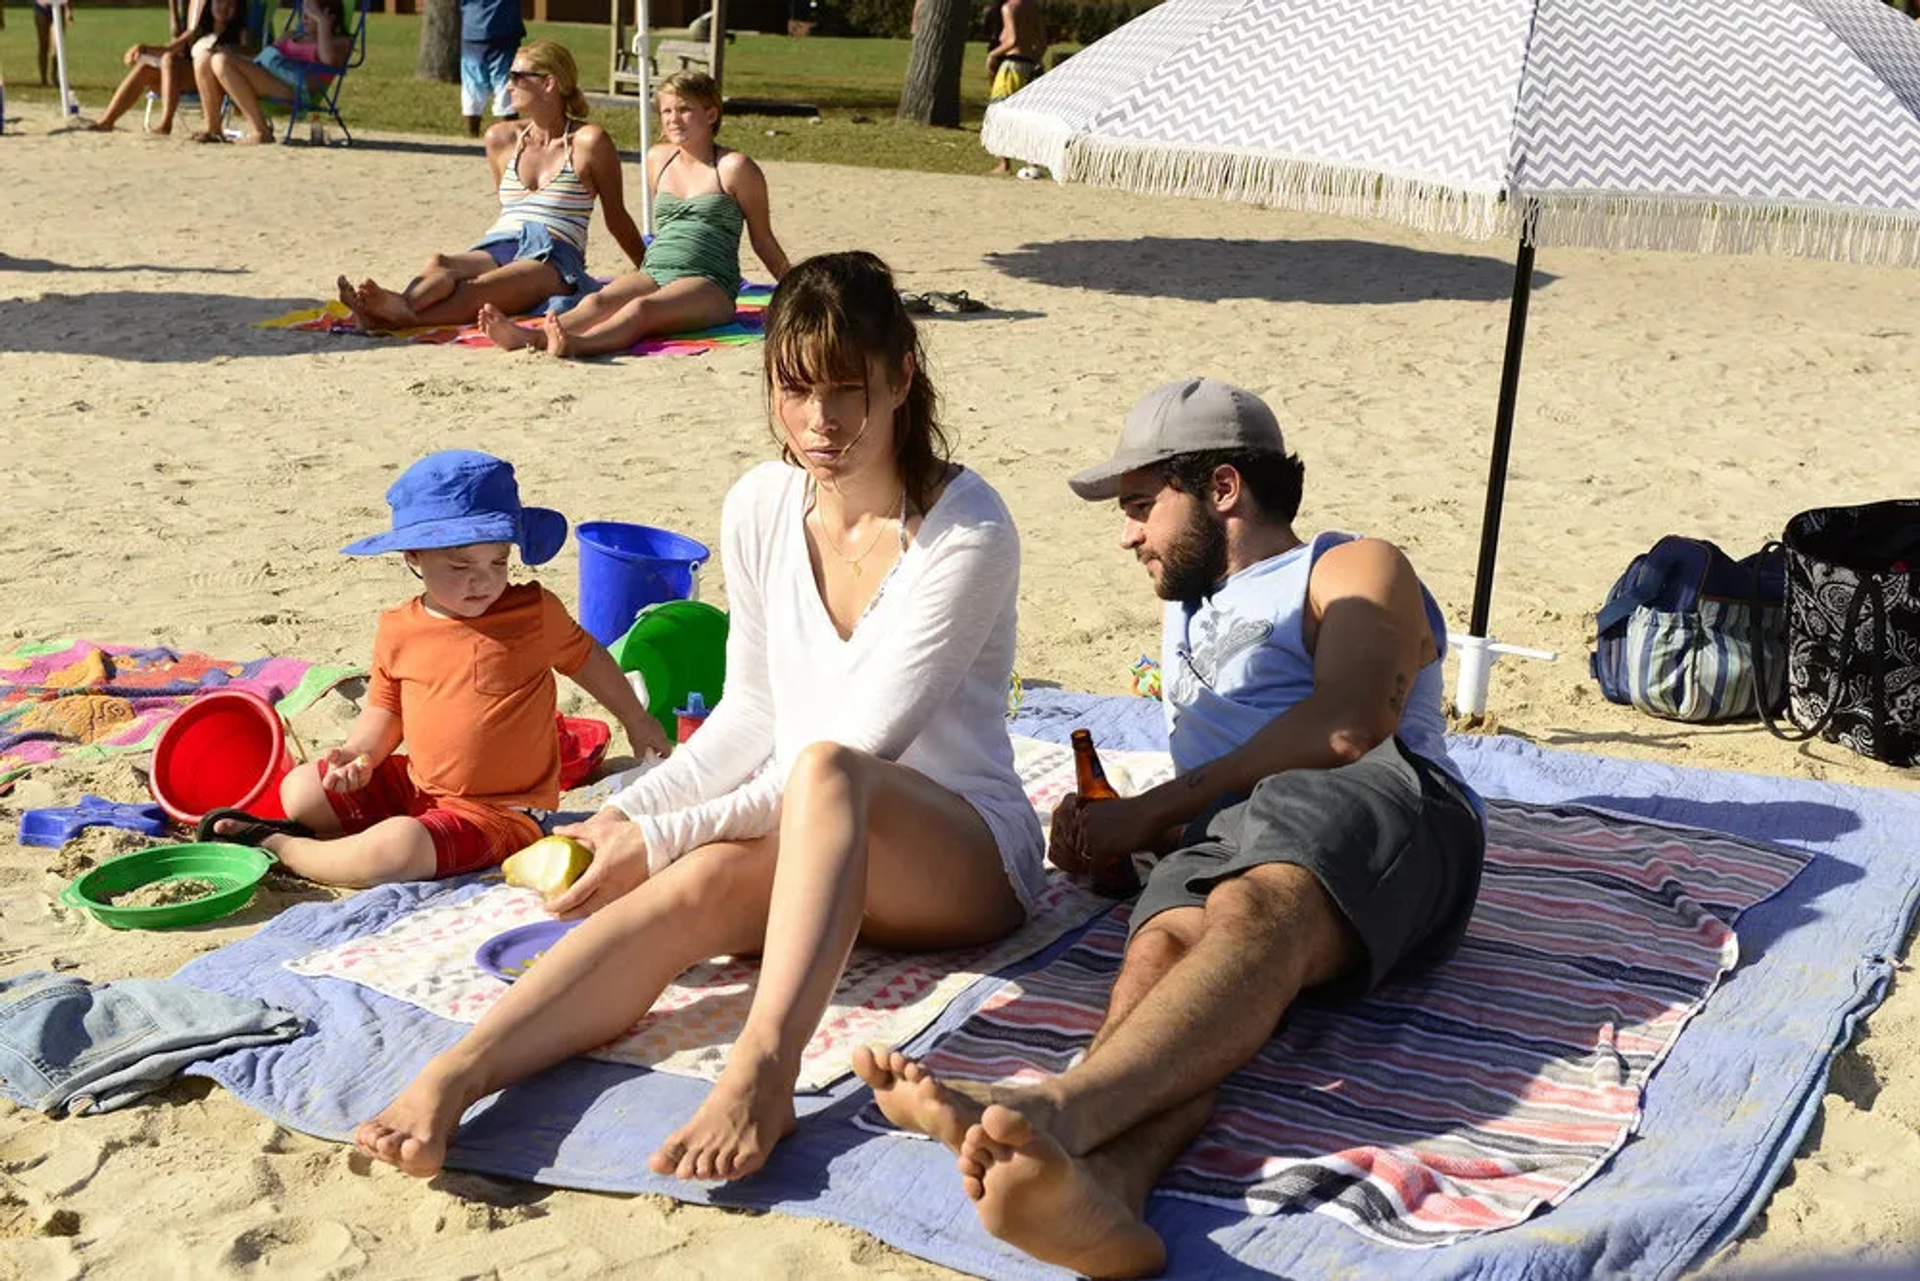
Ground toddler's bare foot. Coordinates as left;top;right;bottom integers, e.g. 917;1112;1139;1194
353;1059;478;1178
478;303;541;351
961;1104;1166;1279
649;1050;795;1181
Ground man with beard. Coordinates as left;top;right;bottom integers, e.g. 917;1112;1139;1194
853;377;1486;1278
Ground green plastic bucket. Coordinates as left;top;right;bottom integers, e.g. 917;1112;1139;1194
609;599;728;744
59;841;275;930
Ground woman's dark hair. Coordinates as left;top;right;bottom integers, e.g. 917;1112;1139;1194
1160;448;1306;523
763;251;952;515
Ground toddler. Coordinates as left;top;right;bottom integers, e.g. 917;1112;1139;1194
199;449;668;885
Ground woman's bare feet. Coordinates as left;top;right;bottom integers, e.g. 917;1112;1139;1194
236;130;276;146
959;1104;1167;1280
353;1060;481;1178
354;278;420;329
190;129;226;144
478;302;542;351
85;121;117;133
852;1046;992;1152
336;276;381;332
649;1051;796;1181
539;312;577;359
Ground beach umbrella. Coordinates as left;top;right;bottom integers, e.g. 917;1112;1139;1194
983;0;1920;714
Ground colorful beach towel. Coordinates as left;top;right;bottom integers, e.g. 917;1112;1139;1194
257;283;773;358
0;639;361;771
861;737;1811;1249
281;737;1161;1091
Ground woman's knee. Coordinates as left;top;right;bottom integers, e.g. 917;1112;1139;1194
785;741;873;798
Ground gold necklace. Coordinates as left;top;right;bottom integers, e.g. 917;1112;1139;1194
813;488;907;578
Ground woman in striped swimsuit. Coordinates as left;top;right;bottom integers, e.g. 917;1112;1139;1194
337;40;645;332
479;69;790;359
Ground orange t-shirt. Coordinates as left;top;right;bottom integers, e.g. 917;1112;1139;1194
367;583;595;809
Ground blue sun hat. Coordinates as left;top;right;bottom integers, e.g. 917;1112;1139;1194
341;451;568;565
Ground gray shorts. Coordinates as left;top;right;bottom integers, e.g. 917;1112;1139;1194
1130;737;1485;1002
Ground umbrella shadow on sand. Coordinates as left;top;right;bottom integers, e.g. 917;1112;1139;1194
0;290;332;363
986;236;1557;305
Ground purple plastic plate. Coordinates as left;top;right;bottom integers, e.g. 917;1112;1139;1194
474;918;583;984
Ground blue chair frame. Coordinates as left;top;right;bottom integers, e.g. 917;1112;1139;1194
258;0;371;144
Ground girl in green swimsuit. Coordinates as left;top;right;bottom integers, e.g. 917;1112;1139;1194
480;69;792;359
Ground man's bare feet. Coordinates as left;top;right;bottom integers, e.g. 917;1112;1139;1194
540;312;577;359
353;1060;479;1178
649;1052;796;1181
959;1104;1166;1280
852;1046;991;1152
478;302;542;351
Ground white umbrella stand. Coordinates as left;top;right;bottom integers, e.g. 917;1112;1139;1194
984;0;1920;717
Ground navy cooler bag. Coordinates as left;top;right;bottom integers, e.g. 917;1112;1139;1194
1592;536;1787;722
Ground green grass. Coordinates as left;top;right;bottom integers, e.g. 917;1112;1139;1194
0;7;1036;173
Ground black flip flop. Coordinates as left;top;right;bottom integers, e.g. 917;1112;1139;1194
898;291;935;315
196;808;315;847
930;290;988;314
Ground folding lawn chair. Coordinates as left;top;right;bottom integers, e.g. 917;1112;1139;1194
256;0;371;144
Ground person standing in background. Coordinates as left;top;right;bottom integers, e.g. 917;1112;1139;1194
35;0;76;88
985;0;1044;176
460;0;524;138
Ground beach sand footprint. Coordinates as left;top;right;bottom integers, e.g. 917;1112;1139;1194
223;1217;363;1275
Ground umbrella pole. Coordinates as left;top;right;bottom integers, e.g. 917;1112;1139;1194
1458;226;1537;716
636;0;654;239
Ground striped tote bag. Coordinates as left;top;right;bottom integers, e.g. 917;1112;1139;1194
1591;536;1787;722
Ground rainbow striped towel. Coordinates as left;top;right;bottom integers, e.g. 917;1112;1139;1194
0;639;361;773
256;283;773;357
860;750;1810;1248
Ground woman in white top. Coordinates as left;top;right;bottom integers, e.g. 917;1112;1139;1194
355;250;1045;1184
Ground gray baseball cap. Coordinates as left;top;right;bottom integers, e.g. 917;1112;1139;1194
1068;377;1288;501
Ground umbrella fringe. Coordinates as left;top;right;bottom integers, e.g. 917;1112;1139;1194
1062;139;1510;241
980;106;1076;174
1527;195;1920;268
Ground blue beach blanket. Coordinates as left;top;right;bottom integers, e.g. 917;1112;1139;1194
178;689;1920;1279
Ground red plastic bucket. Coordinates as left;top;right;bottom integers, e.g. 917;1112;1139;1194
149;689;292;825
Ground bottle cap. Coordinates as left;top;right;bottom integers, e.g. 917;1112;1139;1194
675;691;708;718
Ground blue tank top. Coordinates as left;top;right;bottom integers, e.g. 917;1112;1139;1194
1160;530;1474;802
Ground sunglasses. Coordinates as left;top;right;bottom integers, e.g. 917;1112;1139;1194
506;69;544;84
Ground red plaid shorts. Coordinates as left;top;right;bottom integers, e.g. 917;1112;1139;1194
322;754;542;877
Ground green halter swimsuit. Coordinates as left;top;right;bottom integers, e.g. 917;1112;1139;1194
643;150;746;298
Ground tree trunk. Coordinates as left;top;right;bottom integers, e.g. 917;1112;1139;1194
418;0;462;84
897;0;970;127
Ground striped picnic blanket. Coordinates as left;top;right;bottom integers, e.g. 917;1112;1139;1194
862;787;1810;1247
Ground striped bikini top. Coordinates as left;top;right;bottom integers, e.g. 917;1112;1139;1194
485;124;596;254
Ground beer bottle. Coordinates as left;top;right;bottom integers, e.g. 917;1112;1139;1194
1071;729;1120;802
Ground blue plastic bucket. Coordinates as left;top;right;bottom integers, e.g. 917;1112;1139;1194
576;522;711;646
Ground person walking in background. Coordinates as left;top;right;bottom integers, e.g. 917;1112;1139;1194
460;0;524;139
985;0;1045;176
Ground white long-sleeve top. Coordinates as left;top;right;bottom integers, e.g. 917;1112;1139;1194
609;461;1047;912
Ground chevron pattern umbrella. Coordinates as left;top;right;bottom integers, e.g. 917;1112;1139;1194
984;0;1920;712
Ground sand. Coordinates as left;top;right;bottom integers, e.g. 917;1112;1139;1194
3;103;1919;1278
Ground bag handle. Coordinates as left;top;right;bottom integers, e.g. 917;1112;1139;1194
1756;541;1875;745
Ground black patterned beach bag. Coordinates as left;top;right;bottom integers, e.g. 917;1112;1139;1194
1759;501;1920;767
